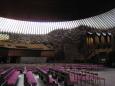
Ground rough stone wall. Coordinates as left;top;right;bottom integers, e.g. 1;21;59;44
47;25;115;62
47;26;89;62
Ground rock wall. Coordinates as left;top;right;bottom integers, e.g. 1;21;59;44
47;25;115;63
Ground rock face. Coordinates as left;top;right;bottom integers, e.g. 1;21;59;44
47;25;114;62
47;26;87;62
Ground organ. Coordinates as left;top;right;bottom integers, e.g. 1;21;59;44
86;32;112;49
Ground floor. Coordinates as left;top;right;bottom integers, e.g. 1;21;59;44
16;68;115;86
97;68;115;86
17;74;24;86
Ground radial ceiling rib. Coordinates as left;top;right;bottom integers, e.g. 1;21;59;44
0;8;115;35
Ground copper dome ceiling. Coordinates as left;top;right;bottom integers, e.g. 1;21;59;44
0;0;114;21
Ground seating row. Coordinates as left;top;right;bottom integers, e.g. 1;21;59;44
36;67;58;86
24;70;37;86
48;67;105;86
0;64;105;86
0;67;20;86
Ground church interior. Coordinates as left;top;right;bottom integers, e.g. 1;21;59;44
0;0;115;86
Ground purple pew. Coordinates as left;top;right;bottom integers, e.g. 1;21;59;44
7;71;20;86
4;69;16;81
37;67;58;85
26;71;37;86
0;68;17;86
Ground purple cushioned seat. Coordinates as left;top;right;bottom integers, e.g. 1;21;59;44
5;69;16;80
7;71;20;85
26;71;37;86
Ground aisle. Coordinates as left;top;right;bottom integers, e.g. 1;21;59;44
34;74;46;86
17;74;24;86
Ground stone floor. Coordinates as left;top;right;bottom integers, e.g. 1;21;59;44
16;68;115;86
97;68;115;86
17;74;24;86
